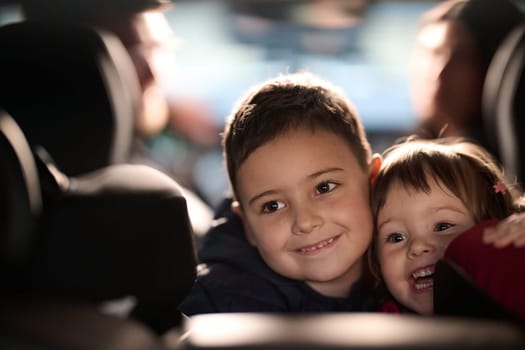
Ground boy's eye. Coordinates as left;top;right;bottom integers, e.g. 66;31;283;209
385;232;406;243
434;222;454;232
262;200;285;213
316;181;337;194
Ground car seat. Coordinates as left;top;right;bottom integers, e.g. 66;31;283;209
0;18;214;241
483;24;525;188
0;110;197;349
0;20;139;176
0;108;41;289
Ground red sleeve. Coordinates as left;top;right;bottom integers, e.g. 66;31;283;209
378;300;401;314
444;220;525;321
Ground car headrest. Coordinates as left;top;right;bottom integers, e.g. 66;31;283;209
0;21;140;176
0;109;41;276
0;113;196;334
483;24;525;187
23;160;197;333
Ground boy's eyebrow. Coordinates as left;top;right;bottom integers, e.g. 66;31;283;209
307;167;344;179
248;167;345;206
248;190;277;206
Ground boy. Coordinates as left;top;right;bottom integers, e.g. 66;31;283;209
179;72;381;314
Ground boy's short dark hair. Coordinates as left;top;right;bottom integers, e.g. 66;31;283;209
223;72;372;201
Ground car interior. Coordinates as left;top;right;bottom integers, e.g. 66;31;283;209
0;0;524;349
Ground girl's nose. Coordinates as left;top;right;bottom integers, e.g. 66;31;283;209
408;237;436;258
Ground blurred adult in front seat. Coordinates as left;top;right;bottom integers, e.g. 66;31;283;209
408;0;525;162
21;0;214;237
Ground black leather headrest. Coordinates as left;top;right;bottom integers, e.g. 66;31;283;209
0;110;41;273
22;163;197;332
0;21;140;176
483;24;525;186
0;113;196;333
28;164;196;301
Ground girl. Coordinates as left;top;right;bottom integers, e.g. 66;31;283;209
369;137;525;321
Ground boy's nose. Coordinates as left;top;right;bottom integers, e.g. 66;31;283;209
292;205;322;235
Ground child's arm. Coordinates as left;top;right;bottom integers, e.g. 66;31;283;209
441;220;525;322
482;212;525;248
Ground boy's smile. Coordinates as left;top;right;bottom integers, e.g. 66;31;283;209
376;178;475;314
295;234;341;255
233;127;376;298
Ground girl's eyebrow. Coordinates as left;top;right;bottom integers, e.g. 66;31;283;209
377;218;394;233
431;205;469;215
248;167;345;206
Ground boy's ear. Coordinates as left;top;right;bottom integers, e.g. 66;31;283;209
231;200;244;219
368;153;382;185
231;200;257;246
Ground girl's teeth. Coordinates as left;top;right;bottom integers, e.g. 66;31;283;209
412;266;434;279
414;280;434;290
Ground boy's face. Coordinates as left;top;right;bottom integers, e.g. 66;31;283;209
376;178;475;314
234;128;377;297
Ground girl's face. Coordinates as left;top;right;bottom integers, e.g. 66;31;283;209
234;128;378;298
409;20;484;135
376;178;475;314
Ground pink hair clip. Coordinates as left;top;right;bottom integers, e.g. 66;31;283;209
493;180;507;194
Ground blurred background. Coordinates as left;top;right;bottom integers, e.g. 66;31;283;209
0;0;494;208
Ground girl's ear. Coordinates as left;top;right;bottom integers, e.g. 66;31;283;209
369;153;382;185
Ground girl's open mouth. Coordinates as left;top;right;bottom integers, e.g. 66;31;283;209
409;265;435;293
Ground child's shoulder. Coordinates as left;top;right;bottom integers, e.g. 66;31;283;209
185;262;293;313
378;299;402;314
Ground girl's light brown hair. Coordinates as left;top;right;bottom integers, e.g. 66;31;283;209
371;137;522;222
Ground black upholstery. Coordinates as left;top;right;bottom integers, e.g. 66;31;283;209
0;111;197;347
483;24;525;187
0;109;41;289
0;19;197;336
0;21;139;176
0;297;163;350
28;161;197;333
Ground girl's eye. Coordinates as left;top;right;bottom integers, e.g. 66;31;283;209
385;232;406;244
262;200;285;213
434;222;454;232
316;181;337;195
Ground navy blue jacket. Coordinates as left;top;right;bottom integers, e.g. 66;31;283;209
179;198;374;316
